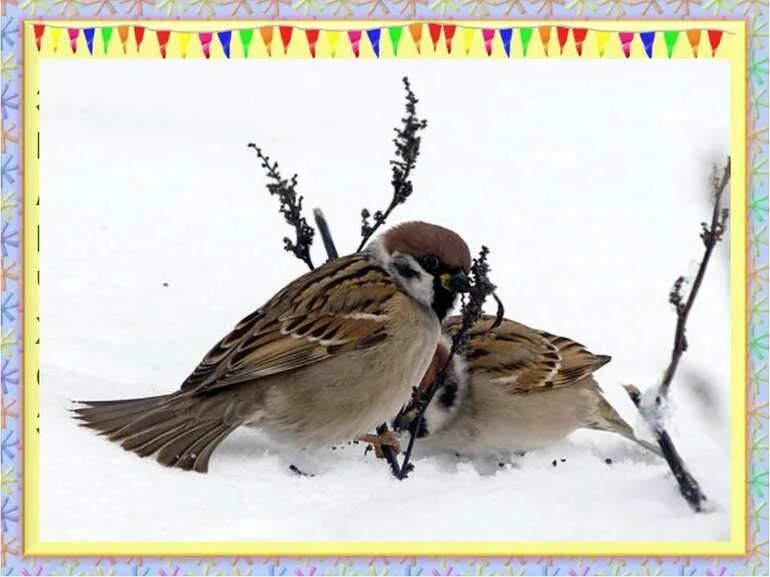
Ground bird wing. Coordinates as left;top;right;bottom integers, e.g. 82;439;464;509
443;315;610;394
180;255;399;393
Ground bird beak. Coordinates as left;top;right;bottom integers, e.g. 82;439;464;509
440;271;471;293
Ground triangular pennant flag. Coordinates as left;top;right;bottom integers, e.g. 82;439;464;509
499;28;512;58
686;29;701;57
177;32;192;58
348;30;362;58
482;29;495;56
306;29;320;58
239;29;254;58
388;26;402;56
538;27;551;56
117;25;129;54
260;27;274;57
708;30;723;57
572;28;587;56
663;31;679;58
68;28;79;53
327;30;341;57
156;30;170;59
520;27;533;57
367;28;381;58
101;27;113;55
134;25;145;51
556;26;569;55
217;31;231;59
409;23;423;54
33;24;45;52
443;24;456;54
279;26;292;54
619;32;634;58
83;28;95;55
199;32;213;59
50;27;61;53
595;30;610;57
428;23;441;52
640;31;655;59
462;27;475;55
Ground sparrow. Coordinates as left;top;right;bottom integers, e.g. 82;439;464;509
73;221;472;472
393;315;661;459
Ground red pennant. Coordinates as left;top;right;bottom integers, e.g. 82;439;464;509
279;26;292;54
261;27;274;56
707;30;723;57
619;32;634;58
68;28;79;53
409;23;423;54
134;25;145;51
539;27;551;56
199;32;212;59
482;29;494;56
33;24;45;51
443;24;456;54
428;23;441;51
348;30;362;58
117;26;129;54
306;29;319;58
156;30;170;58
572;28;587;56
556;26;569;55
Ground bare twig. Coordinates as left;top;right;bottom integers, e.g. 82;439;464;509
357;77;428;252
313;208;339;262
248;143;315;271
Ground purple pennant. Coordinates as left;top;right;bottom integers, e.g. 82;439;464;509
83;27;95;55
640;31;655;58
499;28;512;57
218;30;232;58
367;28;381;58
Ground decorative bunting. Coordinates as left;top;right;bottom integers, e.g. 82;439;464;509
708;30;723;56
306;29;320;58
595;30;610;57
134;25;145;52
556;26;569;55
177;32;191;58
199;32;212;59
260;27;273;57
664;30;679;58
619;32;634;58
117;25;129;54
462;27;474;55
101;27;113;55
83;28;95;55
443;24;456;54
217;31;231;59
51;27;61;53
348;30;362;58
686;30;701;57
279;26;292;55
640;32;655;59
367;28;381;58
239;28;254;58
33;24;45;52
482;29;495;57
68;28;79;53
156;30;170;59
499;28;512;58
409;23;423;54
520;27;533;57
389;26;402;56
538;27;551;56
572;28;587;56
428;23;441;52
327;30;341;57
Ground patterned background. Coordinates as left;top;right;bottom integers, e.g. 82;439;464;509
1;1;767;575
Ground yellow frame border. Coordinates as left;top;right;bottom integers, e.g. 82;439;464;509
22;19;747;557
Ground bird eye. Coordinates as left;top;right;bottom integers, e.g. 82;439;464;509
422;255;440;272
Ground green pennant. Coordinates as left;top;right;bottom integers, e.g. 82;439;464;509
389;26;403;56
520;27;533;57
101;26;113;55
664;30;680;58
240;28;254;58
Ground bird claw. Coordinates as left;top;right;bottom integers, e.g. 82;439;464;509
358;431;401;459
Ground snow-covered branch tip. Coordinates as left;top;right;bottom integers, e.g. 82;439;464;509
357;77;429;252
248;143;316;271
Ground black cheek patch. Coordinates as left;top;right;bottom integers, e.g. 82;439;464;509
394;262;420;279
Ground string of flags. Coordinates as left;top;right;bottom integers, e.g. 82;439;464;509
32;23;728;59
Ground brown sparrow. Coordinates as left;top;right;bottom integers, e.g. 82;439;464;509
74;222;472;472
394;315;661;459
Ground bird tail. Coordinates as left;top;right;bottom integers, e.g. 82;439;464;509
589;398;663;458
72;394;238;473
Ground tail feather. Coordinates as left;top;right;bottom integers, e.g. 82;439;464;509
73;394;237;473
589;398;663;458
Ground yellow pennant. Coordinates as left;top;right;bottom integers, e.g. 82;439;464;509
462;27;475;55
595;30;610;57
177;32;191;58
50;27;61;53
326;30;341;57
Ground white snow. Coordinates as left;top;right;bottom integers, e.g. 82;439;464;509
39;59;732;543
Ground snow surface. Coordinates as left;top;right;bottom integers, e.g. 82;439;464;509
39;59;732;543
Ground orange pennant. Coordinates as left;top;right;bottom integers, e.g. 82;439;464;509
409;23;423;54
261;26;274;56
539;27;551;57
